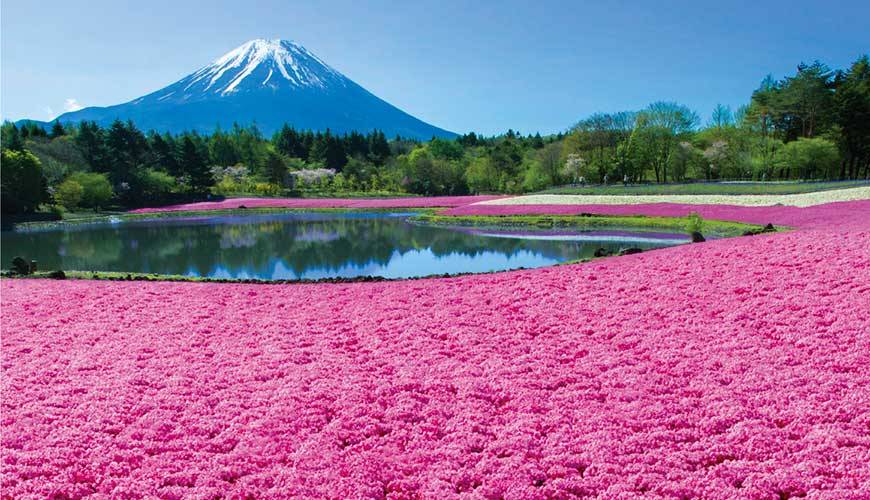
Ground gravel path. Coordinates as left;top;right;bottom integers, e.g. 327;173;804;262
477;186;870;207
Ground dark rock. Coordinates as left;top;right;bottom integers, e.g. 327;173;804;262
47;270;66;280
11;256;30;275
238;205;248;209
691;232;706;243
743;223;776;236
593;248;611;258
618;247;643;256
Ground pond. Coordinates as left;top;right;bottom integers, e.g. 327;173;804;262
1;212;689;280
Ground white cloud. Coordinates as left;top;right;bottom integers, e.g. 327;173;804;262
64;98;84;112
44;106;55;119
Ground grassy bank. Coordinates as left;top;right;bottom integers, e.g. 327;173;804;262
11;207;438;231
412;213;767;237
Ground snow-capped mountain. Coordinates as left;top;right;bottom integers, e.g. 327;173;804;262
149;39;347;100
51;39;455;139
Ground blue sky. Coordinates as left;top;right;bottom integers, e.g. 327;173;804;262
1;0;867;135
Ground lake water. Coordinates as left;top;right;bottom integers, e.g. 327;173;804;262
1;212;688;280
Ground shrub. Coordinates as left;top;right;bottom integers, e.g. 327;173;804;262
49;204;65;218
685;212;703;234
213;176;241;195
686;212;706;242
55;178;85;209
67;172;113;210
254;182;281;196
136;169;176;203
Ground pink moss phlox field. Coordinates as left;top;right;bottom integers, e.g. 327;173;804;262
2;201;870;497
443;199;870;230
129;195;503;213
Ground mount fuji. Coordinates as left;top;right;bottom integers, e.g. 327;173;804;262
48;39;456;139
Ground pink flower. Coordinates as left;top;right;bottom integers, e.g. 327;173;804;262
2;199;869;496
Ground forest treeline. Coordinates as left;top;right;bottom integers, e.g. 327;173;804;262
1;55;868;214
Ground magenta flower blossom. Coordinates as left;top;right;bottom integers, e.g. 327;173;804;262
2;200;869;497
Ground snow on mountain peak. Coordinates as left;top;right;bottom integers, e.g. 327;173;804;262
179;39;344;96
54;38;456;139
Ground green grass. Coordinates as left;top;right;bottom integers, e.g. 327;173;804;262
539;180;869;196
411;213;768;237
12;207;438;231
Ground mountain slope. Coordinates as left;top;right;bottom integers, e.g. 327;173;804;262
51;39;455;139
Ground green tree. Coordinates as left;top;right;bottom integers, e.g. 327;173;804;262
1;149;49;213
55;178;84;209
135;168;176;203
465;156;498;193
74;121;106;170
209;129;239;167
50;120;66;139
265;149;288;186
535;142;563;186
1;122;24;151
149;133;179;175
324;132;347;170
67;172;113;210
180;136;212;194
834;55;870;179
633;102;699;182
710;104;734;130
777;137;839;179
669;141;702;181
368;130;390;164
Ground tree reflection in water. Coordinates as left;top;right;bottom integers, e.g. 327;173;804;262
1;212;686;279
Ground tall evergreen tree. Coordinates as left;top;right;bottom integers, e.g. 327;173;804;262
265;149;288;185
834;55;870;179
369;130;390;164
210;130;239;166
75;121;106;171
180;136;212;194
150;132;179;175
50;120;66;139
324;131;347;170
1;123;24;151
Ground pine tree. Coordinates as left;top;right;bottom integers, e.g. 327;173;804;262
265;149;288;185
274;124;299;157
369;130;390;164
209;130;239;166
150;133;179;175
75;121;106;171
324;131;347;170
2;123;24;151
180;136;212;194
50;120;66;139
309;130;328;164
105;120;133;185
